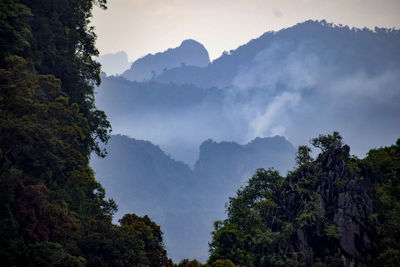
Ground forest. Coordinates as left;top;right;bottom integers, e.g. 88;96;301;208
0;0;170;266
0;0;399;266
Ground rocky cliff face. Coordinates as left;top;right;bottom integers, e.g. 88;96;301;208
291;145;375;266
208;133;387;266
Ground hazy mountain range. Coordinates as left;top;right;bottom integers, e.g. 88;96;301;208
153;20;400;88
96;20;400;166
91;134;295;262
92;19;400;261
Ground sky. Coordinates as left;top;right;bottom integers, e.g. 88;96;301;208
92;0;400;62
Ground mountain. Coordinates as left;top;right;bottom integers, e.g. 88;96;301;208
91;135;208;262
96;51;131;75
91;135;196;218
96;20;400;164
196;136;295;177
208;133;400;266
94;76;223;165
121;39;210;81
153;20;400;88
194;137;296;206
91;134;296;262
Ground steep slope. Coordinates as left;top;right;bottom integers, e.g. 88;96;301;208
91;135;196;219
122;39;210;81
91;135;296;262
91;135;208;262
209;133;400;266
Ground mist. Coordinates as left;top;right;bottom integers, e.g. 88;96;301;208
230;38;400;156
95;21;400;167
97;64;399;166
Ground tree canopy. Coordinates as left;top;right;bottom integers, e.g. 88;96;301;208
0;1;172;266
209;133;400;266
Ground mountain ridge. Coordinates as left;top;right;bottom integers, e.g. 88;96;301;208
152;19;400;88
121;39;210;81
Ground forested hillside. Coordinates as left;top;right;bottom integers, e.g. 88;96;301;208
209;133;400;266
0;1;172;266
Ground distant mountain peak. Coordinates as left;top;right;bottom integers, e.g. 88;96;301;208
121;39;210;82
180;39;205;47
96;51;131;76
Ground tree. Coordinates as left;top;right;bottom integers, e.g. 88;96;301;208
0;1;173;265
209;133;397;266
119;214;172;267
361;139;400;266
311;131;342;152
295;145;313;166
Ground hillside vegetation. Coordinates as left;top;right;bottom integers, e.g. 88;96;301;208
208;133;400;266
0;1;171;266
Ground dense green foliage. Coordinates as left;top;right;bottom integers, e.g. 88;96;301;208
209;133;400;266
0;0;110;158
361;139;400;265
0;1;171;266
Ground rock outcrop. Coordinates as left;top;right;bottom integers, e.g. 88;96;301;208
293;144;375;266
207;134;400;266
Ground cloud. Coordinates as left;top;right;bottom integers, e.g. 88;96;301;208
247;92;300;140
325;70;400;107
233;40;321;91
229;37;400;156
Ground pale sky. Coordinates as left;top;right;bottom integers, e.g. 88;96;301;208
92;0;400;61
